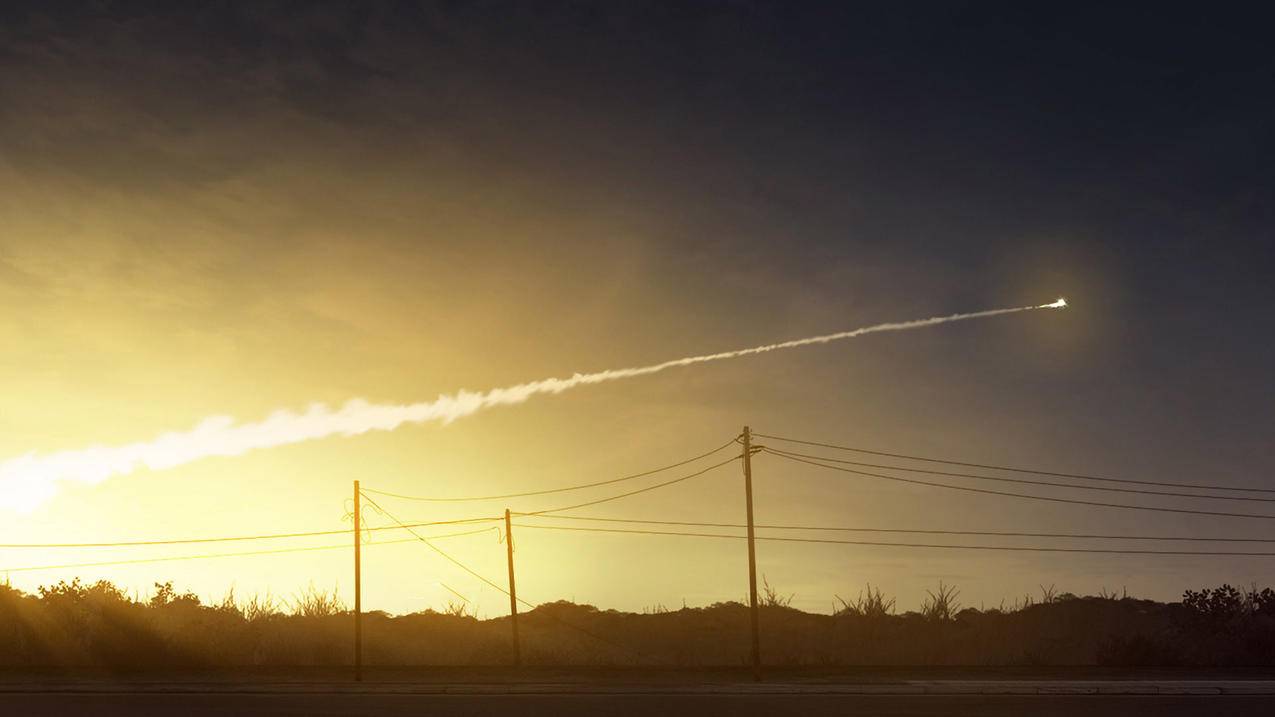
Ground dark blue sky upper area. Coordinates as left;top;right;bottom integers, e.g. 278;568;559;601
10;4;1267;274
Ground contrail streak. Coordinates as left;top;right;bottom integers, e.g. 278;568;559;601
0;300;1065;511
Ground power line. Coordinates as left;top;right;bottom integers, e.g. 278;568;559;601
511;454;741;516
513;513;1275;543
361;493;514;598
512;523;1275;556
0;527;499;575
439;582;472;604
755;432;1275;494
361;493;649;661
763;449;1275;521
760;448;1275;504
0;517;502;549
361;436;741;502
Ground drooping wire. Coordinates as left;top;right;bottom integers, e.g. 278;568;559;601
759;447;1275;503
360;493;513;597
511;523;1275;556
439;582;472;605
0;527;499;575
511;454;741;517
762;448;1275;521
361;435;741;502
359;492;652;661
0;516;502;549
511;513;1275;543
755;432;1275;494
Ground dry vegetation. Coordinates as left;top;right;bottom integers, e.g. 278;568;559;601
2;578;1274;667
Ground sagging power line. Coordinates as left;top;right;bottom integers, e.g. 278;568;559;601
359;491;649;661
361;436;740;502
755;432;1275;494
763;448;1275;521
0;526;498;574
0;516;501;549
511;513;1275;543
511;522;1275;557
510;454;741;516
758;448;1275;504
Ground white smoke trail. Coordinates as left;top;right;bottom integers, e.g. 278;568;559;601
0;300;1065;511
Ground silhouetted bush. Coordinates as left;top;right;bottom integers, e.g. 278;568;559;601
3;579;1275;666
1171;584;1275;665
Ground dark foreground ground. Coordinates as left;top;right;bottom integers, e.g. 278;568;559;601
2;669;1274;716
4;693;1274;717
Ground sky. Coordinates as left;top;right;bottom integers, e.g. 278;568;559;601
1;2;1272;617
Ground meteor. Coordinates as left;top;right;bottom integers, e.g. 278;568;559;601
0;299;1066;511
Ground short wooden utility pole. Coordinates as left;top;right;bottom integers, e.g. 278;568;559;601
505;508;522;666
742;426;762;681
353;480;363;682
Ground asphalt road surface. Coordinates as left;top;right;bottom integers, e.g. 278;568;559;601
4;671;1273;716
4;692;1275;716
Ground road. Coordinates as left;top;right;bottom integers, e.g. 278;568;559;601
4;682;1274;717
4;692;1275;716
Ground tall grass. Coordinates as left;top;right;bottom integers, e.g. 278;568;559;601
920;581;961;621
835;583;896;618
288;583;345;618
761;575;794;608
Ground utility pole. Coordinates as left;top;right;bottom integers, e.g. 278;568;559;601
353;480;362;682
505;508;522;667
742;426;762;681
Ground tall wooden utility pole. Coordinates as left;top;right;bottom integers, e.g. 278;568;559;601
505;508;522;667
353;480;363;682
742;426;762;681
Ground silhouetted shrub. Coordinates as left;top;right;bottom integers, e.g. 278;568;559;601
1182;584;1245;627
2;579;1274;667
